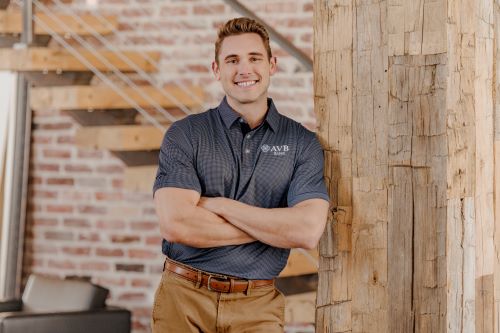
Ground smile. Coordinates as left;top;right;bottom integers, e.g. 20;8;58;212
235;80;258;87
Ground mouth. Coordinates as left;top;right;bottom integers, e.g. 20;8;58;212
234;80;259;88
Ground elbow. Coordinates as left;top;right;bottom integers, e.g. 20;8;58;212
158;216;185;243
297;234;321;250
296;217;327;250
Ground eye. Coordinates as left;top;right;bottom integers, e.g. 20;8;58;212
250;57;262;62
226;59;238;64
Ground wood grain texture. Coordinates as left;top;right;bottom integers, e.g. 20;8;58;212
0;48;160;72
0;9;118;35
75;125;164;151
30;85;204;111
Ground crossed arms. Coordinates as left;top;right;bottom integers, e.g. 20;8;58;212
154;187;329;250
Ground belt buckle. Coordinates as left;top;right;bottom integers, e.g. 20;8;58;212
207;275;228;292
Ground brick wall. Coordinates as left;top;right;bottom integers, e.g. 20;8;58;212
23;0;315;332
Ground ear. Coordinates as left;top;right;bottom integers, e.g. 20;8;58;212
212;61;221;80
269;56;277;76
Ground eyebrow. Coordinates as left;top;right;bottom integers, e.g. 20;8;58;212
223;52;265;61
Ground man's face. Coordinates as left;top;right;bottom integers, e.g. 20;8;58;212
212;33;277;107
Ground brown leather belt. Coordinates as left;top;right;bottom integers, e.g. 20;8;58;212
164;260;274;293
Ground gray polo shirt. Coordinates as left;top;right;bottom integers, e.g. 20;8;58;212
153;97;329;279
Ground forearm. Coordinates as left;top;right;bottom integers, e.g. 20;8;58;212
200;197;328;249
164;205;255;248
154;188;255;248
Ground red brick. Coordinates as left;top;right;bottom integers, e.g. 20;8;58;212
33;163;60;172
96;165;124;173
122;8;153;17
78;232;101;242
57;135;74;144
95;192;123;201
159;5;188;16
80;261;111;271
132;320;149;331
31;134;53;144
32;218;59;226
96;220;126;229
64;164;92;173
45;231;74;241
48;259;76;270
142;207;156;216
31;190;58;199
33;244;58;254
111;235;141;243
94;277;127;287
64;218;90;228
77;149;104;159
193;4;225;15
145;236;162;245
186;64;210;73
46;177;74;186
46;204;74;213
111;179;124;188
62;246;91;256
130;221;158;231
96;248;124;257
304;3;313;11
60;191;92;201
78;205;107;215
131;279;152;288
128;249;157;259
36;122;72;130
76;177;107;188
43;149;71;159
118;292;146;301
116;263;144;272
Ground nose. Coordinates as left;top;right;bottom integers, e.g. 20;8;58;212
237;59;252;76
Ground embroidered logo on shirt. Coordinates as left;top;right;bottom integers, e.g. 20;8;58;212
261;144;289;156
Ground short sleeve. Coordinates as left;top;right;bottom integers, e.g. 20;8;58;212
287;130;330;206
152;120;201;196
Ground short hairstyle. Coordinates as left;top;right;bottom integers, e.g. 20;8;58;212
214;17;272;64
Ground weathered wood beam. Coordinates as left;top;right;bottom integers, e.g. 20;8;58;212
315;0;497;331
75;125;164;151
0;9;118;35
0;48;160;72
30;85;204;111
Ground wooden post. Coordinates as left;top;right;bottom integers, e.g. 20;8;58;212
314;0;498;331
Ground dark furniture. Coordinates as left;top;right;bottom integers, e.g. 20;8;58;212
0;274;131;333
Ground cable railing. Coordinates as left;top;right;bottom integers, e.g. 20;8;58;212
82;4;210;110
48;0;204;117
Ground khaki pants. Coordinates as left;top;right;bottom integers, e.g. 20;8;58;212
151;270;285;333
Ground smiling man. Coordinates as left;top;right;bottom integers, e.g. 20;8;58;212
152;17;330;332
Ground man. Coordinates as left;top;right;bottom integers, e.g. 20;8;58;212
152;17;329;332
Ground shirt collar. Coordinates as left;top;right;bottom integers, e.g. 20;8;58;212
218;97;280;132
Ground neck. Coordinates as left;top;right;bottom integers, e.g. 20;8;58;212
226;96;268;129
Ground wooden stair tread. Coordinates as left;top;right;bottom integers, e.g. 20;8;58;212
30;85;204;110
0;9;118;35
75;125;164;151
0;47;160;72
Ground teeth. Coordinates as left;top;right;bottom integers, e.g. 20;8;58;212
236;81;256;87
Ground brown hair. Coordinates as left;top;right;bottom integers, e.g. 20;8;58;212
214;17;272;64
